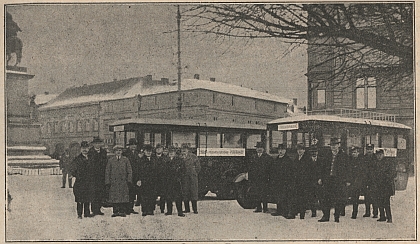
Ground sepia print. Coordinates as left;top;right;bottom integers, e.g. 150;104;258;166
4;2;416;242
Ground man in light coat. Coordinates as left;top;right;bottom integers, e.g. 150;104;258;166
181;143;201;214
105;145;132;217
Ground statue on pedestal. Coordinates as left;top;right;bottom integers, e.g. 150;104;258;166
6;12;23;66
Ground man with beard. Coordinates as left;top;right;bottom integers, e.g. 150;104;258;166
363;143;379;218
318;138;349;223
88;137;108;216
122;138;140;214
348;146;369;219
270;144;296;218
247;141;271;213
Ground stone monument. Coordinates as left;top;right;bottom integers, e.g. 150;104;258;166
6;12;58;173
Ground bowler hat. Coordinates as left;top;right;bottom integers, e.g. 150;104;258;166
80;141;89;148
127;138;137;146
277;144;286;150
296;143;305;150
91;137;103;144
143;144;153;151
113;144;124;150
366;143;374;150
156;143;163;149
255;142;264;148
329;137;341;145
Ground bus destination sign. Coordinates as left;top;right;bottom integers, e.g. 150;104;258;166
277;123;299;131
197;148;246;157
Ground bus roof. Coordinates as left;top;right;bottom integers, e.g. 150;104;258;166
268;115;411;130
110;118;266;130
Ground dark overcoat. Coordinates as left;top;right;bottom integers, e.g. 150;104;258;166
269;154;295;201
88;147;108;202
318;150;349;203
59;153;73;175
370;157;396;198
71;153;94;202
182;153;201;201
155;155;168;196
164;156;185;200
138;156;157;198
247;152;272;199
105;156;132;203
122;149;141;183
348;155;369;195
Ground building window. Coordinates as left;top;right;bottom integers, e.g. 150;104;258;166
93;119;99;131
212;93;216;103
317;89;326;109
356;77;377;109
77;120;83;132
47;123;52;134
85;120;91;132
54;122;59;133
69;121;74;133
254;100;257;109
231;96;234;106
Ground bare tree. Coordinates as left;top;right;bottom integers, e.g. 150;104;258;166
183;4;413;97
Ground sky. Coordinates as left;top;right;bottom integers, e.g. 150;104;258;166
6;3;308;106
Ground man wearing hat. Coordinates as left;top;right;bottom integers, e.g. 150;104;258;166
88;137;108;215
105;145;132;217
317;137;349;223
294;143;314;219
362;143;378;218
155;143;167;213
370;149;396;223
270;143;295;218
181;143;201;214
71;141;94;219
122;138;140;214
247;141;272;213
347;146;369;219
138;144;158;216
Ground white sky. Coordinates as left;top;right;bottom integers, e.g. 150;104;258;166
7;4;308;106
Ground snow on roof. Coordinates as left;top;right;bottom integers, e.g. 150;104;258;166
268;114;412;130
110;117;266;131
40;77;290;110
35;94;58;105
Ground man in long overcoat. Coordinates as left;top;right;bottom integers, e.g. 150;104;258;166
363;143;379;218
122;138;140;214
105;145;132;217
298;144;321;219
88;137;108;215
155;143;167;213
71;141;94;219
317;138;349;223
138;144;157;216
270;144;296;218
164;146;186;217
60;149;73;188
370;149;396;223
247;141;272;213
181;143;201;214
348;146;370;219
295;143;313;219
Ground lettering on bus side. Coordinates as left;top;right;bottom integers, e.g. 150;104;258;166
197;148;245;157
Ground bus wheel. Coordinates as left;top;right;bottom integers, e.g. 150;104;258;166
234;181;257;209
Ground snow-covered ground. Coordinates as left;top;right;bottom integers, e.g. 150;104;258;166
6;175;416;241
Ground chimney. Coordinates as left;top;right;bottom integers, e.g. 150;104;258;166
210;77;216;82
293;98;298;106
161;78;169;85
194;74;200;79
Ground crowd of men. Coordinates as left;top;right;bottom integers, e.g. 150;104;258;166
247;138;397;223
60;137;201;219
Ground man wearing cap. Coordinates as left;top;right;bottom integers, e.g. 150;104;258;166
88;137;108;215
155;143;167;213
105;145;132;217
138;144;157;216
348;146;369;219
247;141;271;213
363;144;379;218
300;144;321;218
270;143;295;218
163;146;186;217
317;137;349;223
370;149;396;223
181;143;201;214
122;138;140;214
71;141;94;219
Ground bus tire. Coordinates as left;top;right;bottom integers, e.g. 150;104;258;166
234;181;257;209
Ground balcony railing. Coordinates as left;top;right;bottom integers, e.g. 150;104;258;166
307;108;396;122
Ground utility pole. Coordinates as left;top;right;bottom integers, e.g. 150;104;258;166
176;5;182;119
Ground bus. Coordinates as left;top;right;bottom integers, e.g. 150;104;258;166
234;112;412;209
109;117;266;199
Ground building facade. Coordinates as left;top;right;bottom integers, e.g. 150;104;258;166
39;75;290;154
